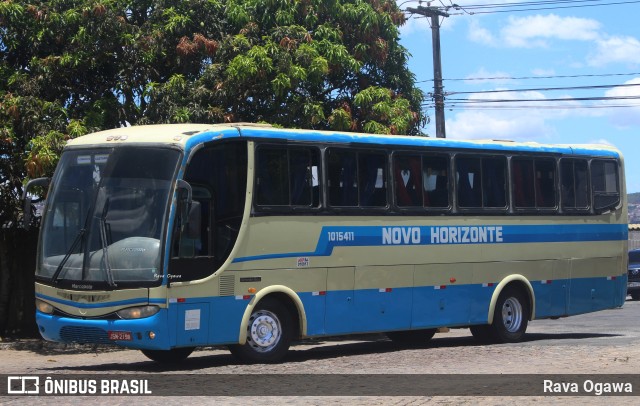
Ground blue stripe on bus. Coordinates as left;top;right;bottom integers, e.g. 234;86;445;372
36;293;150;309
35;274;626;349
186;127;622;158
233;223;628;263
167;275;626;343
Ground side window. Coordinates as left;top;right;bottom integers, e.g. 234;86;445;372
255;146;320;208
482;157;506;208
359;152;387;207
561;159;589;210
456;156;482;208
512;159;535;208
394;154;422;207
256;147;288;206
512;158;557;209
328;149;357;206
591;159;620;212
456;155;506;209
423;155;450;208
328;149;387;208
535;159;557;208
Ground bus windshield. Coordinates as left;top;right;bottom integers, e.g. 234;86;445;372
37;147;181;288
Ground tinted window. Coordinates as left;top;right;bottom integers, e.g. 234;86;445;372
456;155;506;209
512;158;556;209
255;146;320;208
328;149;387;207
591;159;619;212
561;159;589;210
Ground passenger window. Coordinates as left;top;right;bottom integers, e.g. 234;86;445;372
328;149;387;207
423;155;449;208
456;156;482;208
255;146;320;208
394;154;422;207
591;159;619;212
512;158;556;209
535;159;557;208
512;159;535;208
456;155;506;209
561;159;589;210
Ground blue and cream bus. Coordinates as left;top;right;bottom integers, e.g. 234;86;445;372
27;123;628;363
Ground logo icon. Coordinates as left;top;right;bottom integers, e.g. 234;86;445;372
7;376;40;394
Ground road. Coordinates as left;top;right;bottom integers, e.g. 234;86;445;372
1;298;639;404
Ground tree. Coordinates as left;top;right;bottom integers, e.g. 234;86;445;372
0;0;425;335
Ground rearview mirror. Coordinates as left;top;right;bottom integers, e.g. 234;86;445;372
21;177;50;229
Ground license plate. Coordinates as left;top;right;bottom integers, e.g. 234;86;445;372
628;282;640;288
108;331;132;341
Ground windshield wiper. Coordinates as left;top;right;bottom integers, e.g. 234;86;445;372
50;228;85;284
98;197;116;287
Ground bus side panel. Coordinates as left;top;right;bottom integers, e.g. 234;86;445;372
412;263;473;327
412;284;475;328
208;296;252;344
351;287;412;332
351;265;413;332
567;257;618;315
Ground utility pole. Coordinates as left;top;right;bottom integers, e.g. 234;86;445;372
406;5;449;138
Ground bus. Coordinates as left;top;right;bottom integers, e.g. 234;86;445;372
26;123;628;363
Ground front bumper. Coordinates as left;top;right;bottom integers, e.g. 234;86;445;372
36;308;172;350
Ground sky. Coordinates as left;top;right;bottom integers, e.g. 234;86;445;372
396;0;640;193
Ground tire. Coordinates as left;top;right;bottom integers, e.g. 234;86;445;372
490;286;529;343
631;291;640;301
471;286;530;344
228;298;293;363
141;347;194;363
386;329;437;346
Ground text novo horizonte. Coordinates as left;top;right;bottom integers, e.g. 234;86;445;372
381;226;504;245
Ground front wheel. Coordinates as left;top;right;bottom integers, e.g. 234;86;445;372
228;298;293;363
630;291;640;301
141;347;194;364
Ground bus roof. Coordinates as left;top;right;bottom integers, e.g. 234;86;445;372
65;123;622;158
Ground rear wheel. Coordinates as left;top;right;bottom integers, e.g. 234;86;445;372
228;298;293;363
141;347;195;364
630;291;640;301
471;286;530;344
386;329;437;346
490;286;529;343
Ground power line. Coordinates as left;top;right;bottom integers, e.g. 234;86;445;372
416;72;640;83
446;82;640;95
461;1;640;14
438;103;640;110
403;0;640;16
443;95;640;103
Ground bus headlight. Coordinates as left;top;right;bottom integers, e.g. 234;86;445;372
36;299;54;314
116;305;160;320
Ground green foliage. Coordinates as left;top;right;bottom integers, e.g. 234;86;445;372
0;0;426;227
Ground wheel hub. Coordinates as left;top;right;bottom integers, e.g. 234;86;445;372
502;297;523;333
248;310;281;352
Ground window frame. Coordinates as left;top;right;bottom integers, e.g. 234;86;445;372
253;143;323;213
